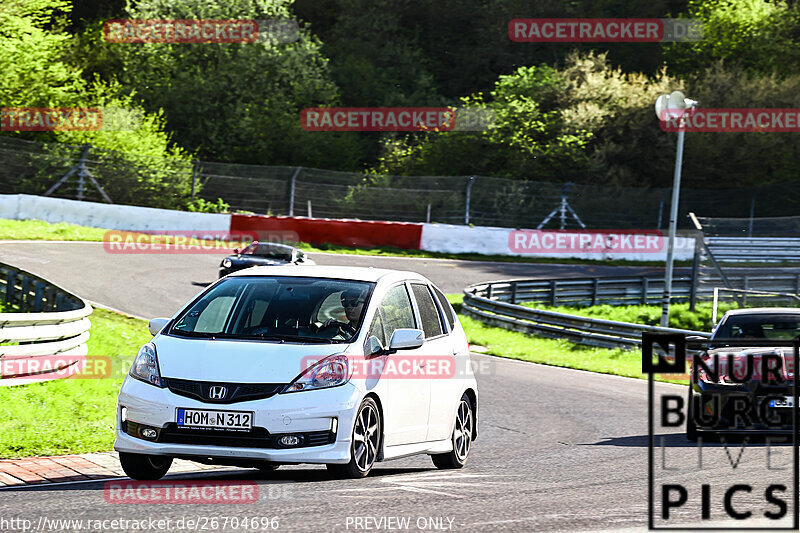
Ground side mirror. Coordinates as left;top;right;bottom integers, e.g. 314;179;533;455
366;335;385;356
388;329;424;351
148;318;170;336
233;248;240;254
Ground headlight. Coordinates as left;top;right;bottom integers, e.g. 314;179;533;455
130;343;165;387
282;354;349;393
222;258;232;268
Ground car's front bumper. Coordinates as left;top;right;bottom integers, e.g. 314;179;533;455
691;381;797;435
114;376;361;464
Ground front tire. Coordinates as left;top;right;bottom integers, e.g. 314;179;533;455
327;397;381;479
119;452;172;480
432;394;474;469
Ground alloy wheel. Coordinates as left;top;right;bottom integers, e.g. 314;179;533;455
353;403;380;472
453;399;473;462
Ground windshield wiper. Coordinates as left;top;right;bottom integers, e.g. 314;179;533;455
169;329;218;338
170;330;346;343
242;334;344;344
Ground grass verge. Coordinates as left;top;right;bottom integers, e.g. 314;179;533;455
519;302;738;332
0;218;691;267
0;308;149;459
448;295;685;385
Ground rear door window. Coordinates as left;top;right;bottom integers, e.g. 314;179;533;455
411;284;444;339
432;285;455;332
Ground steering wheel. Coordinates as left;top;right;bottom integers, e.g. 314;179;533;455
316;319;356;337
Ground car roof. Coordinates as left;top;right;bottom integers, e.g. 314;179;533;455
228;265;430;284
724;307;800;316
250;242;296;251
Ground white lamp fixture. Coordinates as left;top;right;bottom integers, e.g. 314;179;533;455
654;90;697;328
655;90;698;121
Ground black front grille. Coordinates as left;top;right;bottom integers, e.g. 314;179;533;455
163;378;285;404
304;431;335;447
151;424;335;448
158;424;273;447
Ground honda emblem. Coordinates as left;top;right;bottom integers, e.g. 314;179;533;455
208;386;227;400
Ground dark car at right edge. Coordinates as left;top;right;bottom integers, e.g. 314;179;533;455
687;308;800;441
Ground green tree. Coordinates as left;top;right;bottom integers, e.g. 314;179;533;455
680;62;800;189
375;52;680;185
665;0;800;77
0;0;194;209
0;0;84;107
115;0;362;169
292;0;689;170
294;0;689;105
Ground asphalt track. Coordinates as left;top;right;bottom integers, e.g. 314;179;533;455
0;241;787;532
0;241;675;319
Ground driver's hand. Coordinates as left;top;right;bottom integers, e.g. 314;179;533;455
310;318;337;332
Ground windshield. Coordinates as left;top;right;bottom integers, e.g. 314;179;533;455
713;314;800;342
241;243;294;261
169;276;374;343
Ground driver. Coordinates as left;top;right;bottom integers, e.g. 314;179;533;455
340;289;366;326
318;288;367;336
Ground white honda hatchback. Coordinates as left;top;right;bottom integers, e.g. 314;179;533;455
114;266;478;479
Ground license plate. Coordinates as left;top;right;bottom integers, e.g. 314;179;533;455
769;397;795;408
176;408;253;430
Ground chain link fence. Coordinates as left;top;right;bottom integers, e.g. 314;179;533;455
2;136;799;229
696;215;800;237
690;215;800;311
0;137;193;209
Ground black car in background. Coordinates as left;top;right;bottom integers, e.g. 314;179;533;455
218;242;315;278
687;308;800;441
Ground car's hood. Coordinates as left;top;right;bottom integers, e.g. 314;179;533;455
154;334;344;383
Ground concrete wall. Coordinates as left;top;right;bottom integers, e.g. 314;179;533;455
231;214;423;249
0;194;230;232
0;194;697;261
420;223;697;261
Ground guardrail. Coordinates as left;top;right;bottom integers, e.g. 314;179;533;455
472;275;699;308
462;280;710;350
468;273;800;310
706;237;800;263
0;262;92;385
699;273;800;295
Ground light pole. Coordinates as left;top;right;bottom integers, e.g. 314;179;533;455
655;91;697;327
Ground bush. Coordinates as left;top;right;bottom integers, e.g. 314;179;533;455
522;302;740;332
186;197;230;213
